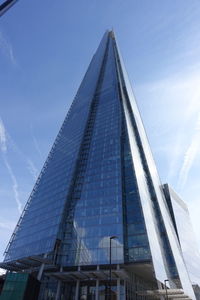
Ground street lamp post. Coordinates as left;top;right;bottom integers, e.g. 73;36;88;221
164;279;169;300
109;236;117;300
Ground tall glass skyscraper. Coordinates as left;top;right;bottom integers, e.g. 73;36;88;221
0;31;197;300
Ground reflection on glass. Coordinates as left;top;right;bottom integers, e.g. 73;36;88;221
165;185;200;286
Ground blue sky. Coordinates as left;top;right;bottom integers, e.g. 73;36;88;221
0;0;200;267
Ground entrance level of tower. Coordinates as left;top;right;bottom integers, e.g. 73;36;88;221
56;280;122;300
38;263;157;300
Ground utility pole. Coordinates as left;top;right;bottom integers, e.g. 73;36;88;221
109;236;117;299
0;0;19;17
164;279;169;300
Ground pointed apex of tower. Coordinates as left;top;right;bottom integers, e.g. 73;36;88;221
108;29;115;39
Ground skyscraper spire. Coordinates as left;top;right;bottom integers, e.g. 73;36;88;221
0;0;18;17
0;31;196;300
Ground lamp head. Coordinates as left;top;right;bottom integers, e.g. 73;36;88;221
110;236;117;240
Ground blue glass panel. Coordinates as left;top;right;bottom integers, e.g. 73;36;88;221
115;36;196;298
59;37;124;266
121;109;151;263
4;32;110;262
165;185;200;286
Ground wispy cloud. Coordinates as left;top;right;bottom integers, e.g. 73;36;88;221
178;113;200;190
167;133;184;182
30;124;43;159
3;157;22;213
0;118;22;213
27;158;38;180
0;118;7;152
5;129;39;180
137;68;200;187
0;29;17;66
0;118;39;213
0;221;15;230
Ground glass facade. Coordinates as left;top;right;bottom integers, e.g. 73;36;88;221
121;114;151;263
38;272;154;300
164;185;200;286
4;32;109;262
59;35;124;266
58;32;151;267
114;36;196;299
2;30;197;300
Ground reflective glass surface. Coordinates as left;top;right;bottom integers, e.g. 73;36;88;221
166;186;200;286
4;32;109;262
114;38;169;284
59;36;151;266
115;37;196;299
60;37;124;266
121;114;151;262
3;31;197;300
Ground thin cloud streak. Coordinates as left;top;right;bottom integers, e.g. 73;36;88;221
178;113;200;190
30;124;43;159
0;118;22;213
137;69;200;187
33;136;42;159
5;129;39;181
0;29;17;66
3;157;22;213
0;118;7;152
27;158;38;180
167;133;183;182
0;221;14;230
